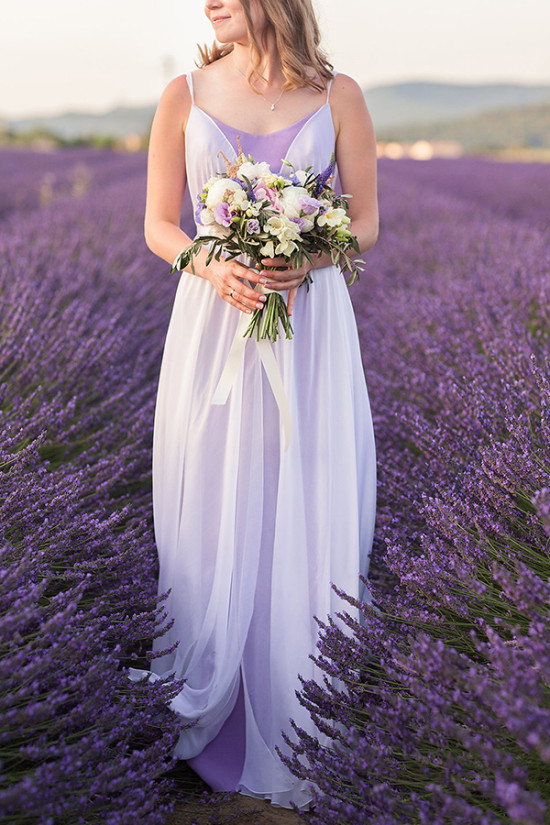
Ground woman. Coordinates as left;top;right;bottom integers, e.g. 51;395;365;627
132;0;378;809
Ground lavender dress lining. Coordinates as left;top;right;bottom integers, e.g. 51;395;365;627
186;114;310;792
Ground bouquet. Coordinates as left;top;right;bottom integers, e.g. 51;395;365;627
171;146;363;342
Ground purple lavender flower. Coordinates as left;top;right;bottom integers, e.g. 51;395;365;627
0;148;194;824
282;156;550;825
3;148;550;824
312;152;336;196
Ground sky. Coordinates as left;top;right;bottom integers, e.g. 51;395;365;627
2;0;550;119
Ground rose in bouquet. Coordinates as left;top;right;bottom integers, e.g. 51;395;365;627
171;148;363;342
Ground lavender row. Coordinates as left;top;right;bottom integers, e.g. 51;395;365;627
2;151;549;824
378;157;550;232
285;161;550;823
0;148;146;220
0;160;190;824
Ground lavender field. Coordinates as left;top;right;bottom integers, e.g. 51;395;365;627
1;148;549;825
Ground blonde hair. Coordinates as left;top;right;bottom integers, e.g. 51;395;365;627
197;0;333;93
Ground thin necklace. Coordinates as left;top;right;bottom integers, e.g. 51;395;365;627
233;62;285;111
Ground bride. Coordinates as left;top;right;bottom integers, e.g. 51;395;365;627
129;0;378;809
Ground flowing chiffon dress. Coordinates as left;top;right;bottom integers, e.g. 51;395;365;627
128;71;376;810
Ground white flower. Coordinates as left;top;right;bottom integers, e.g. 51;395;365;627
199;208;216;226
264;215;301;258
317;207;350;228
280;186;308;219
259;237;298;258
230;189;250;209
266;214;301;242
264;172;285;188
237;161;272;181
205;178;244;209
275;239;298;257
207;223;231;239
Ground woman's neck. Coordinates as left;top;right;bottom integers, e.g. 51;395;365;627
232;39;284;88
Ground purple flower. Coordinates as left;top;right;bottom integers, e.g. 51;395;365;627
282;156;550;825
213;201;232;227
312;152;336;196
4;147;550;825
0;147;198;824
246;218;260;234
290;217;306;232
194;194;204;221
299;195;323;215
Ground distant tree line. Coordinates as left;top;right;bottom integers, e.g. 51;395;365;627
378;102;550;152
0;127;146;151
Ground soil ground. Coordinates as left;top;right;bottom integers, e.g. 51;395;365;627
164;761;309;825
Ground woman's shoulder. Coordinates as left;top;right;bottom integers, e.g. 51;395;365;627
152;74;194;129
330;73;372;114
329;73;367;106
328;73;374;139
159;73;193;106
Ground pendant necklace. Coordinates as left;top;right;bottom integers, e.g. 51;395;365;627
234;63;285;110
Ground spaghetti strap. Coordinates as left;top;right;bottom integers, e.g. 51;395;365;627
187;71;195;103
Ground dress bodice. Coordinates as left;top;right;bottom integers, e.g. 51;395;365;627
184;71;338;235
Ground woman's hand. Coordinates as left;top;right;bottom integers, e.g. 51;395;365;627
260;257;310;316
204;257;268;314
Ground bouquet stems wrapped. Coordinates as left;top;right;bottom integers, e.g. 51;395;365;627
245;280;294;343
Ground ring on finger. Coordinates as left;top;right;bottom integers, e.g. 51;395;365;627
229;288;234;298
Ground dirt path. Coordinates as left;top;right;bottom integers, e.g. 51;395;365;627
164;763;309;825
167;794;307;824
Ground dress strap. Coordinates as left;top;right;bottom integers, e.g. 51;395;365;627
187;71;195;103
326;72;338;103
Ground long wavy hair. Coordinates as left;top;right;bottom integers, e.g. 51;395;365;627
197;0;333;92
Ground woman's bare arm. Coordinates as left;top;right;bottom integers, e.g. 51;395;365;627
143;75;268;313
144;76;194;264
331;73;379;254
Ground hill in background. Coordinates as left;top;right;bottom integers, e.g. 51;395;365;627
2;81;550;152
364;81;550;130
3;104;156;142
377;102;550;152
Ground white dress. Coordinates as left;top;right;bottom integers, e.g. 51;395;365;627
129;72;376;810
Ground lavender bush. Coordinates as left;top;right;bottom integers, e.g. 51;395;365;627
0;149;188;824
3;149;549;825
283;159;550;824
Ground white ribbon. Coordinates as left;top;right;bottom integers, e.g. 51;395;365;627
211;286;291;451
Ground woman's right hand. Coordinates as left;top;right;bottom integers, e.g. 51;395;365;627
202;258;268;314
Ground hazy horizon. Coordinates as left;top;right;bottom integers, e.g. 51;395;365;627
2;0;549;119
5;76;550;122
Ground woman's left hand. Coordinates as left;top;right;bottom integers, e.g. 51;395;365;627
260;257;310;316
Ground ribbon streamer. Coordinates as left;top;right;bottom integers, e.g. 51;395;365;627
211;287;291;451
